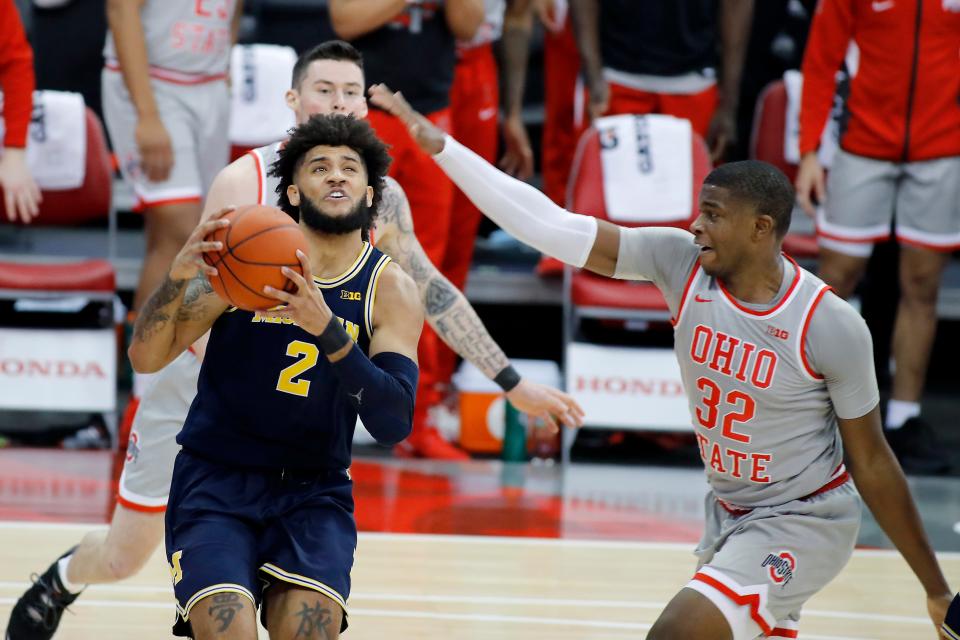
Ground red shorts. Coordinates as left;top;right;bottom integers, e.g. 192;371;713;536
606;82;718;139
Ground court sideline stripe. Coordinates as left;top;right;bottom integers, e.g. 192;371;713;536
0;585;929;625
1;522;958;560
0;597;881;639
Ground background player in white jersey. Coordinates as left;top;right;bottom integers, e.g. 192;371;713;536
369;85;953;639
102;0;241;314
4;41;583;640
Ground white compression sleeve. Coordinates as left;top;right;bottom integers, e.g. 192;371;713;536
433;135;598;268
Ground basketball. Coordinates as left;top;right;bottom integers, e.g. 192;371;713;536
202;205;309;311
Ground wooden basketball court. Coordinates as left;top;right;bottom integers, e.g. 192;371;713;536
0;522;952;639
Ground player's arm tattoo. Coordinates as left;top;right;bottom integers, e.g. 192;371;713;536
176;272;217;322
132;275;187;343
208;593;244;633
293;600;334;639
377;183;510;380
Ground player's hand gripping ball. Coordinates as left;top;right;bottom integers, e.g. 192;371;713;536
202;205;309;311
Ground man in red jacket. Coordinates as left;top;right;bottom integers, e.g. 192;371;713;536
796;0;960;474
0;0;41;224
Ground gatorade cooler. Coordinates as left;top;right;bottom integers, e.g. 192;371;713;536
453;359;562;454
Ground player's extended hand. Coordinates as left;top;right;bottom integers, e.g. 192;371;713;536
505;379;585;430
368;84;446;155
0;148;42;223
136;113;174;182
795;152;826;218
168;205;233;281
261;249;333;335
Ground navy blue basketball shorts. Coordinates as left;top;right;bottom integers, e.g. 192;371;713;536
165;450;356;638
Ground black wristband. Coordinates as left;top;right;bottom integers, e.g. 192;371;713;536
317;316;352;355
493;365;522;392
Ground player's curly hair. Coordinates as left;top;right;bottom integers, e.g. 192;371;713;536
270;114;392;226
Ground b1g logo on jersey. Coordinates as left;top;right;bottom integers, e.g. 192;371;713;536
762;551;796;587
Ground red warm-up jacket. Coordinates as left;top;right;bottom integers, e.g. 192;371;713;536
800;0;960;162
0;0;35;148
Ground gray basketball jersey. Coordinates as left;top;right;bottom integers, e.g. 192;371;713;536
104;0;236;77
616;228;878;508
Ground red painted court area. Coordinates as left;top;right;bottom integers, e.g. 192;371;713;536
0;448;704;542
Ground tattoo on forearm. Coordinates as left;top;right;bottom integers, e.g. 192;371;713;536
208;593;243;632
177;273;216;321
434;301;510;380
133;276;186;342
376;181;508;379
293;601;333;639
424;279;457;315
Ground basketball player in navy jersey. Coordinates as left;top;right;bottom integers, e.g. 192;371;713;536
127;114;421;639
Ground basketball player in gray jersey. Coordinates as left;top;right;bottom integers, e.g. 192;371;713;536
370;85;953;639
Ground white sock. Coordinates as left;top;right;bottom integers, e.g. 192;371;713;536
886;400;920;430
57;555;84;594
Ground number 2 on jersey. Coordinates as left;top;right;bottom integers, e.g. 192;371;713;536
694;377;755;443
276;340;319;397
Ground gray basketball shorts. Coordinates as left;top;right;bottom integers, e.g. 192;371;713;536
685;482;861;640
118;350;200;512
817;149;960;257
101;68;230;210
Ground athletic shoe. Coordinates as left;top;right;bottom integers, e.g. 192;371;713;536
5;548;81;640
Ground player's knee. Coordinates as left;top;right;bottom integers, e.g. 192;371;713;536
819;262;863;299
647;615;730;640
646;613;700;640
105;548;150;581
899;271;941;307
268;588;342;640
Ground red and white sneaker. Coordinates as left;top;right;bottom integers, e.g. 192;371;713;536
394;427;470;461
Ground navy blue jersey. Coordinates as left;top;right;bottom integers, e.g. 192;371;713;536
178;242;392;470
601;0;718;77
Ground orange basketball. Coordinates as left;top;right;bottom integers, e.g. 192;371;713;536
202;205;309;311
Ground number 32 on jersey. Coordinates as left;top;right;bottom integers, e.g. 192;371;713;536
693;377;771;483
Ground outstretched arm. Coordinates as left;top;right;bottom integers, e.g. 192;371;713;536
368;83;623;277
375;181;584;427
